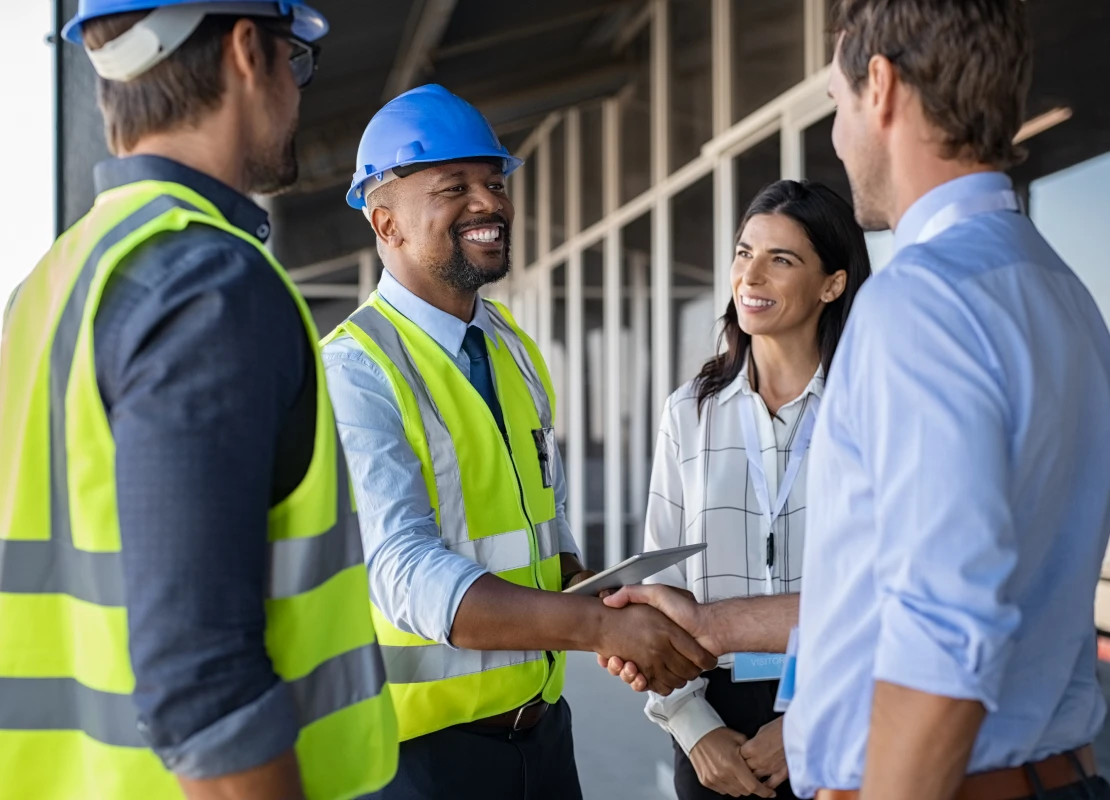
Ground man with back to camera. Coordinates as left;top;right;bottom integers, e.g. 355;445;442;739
320;83;717;800
0;2;398;798
604;1;1110;798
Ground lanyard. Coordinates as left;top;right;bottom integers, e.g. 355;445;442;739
915;189;1021;244
738;391;820;595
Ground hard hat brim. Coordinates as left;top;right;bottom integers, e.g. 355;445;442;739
63;1;329;45
346;153;524;210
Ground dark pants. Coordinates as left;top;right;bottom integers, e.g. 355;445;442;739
370;697;582;800
673;669;799;800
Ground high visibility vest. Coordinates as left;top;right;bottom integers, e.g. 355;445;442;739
0;179;398;800
323;293;566;741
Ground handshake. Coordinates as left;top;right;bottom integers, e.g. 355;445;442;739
590;583;725;696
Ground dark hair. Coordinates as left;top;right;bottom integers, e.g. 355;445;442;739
832;0;1032;169
693;179;871;414
83;13;280;154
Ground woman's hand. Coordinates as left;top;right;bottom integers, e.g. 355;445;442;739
740;716;789;789
689;728;777;798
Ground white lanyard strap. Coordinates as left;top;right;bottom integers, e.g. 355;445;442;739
915;190;1021;244
738;392;820;594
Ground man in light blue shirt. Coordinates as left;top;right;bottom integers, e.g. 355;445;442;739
603;1;1110;798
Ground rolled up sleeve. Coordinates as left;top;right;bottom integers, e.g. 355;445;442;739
855;272;1021;711
322;338;487;645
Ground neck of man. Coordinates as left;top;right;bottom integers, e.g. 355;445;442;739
388;263;478;323
749;326;821;416
123;112;253;196
886;138;996;231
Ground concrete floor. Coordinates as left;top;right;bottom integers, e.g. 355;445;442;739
565;654;1110;799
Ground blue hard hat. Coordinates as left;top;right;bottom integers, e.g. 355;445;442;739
62;0;328;45
346;84;524;210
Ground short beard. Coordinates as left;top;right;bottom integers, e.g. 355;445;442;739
433;222;512;294
847;149;892;232
246;127;299;196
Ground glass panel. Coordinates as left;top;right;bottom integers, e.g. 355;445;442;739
583;243;605;568
581;103;605;230
620;27;653;205
734;132;783;231
670;0;713;171
550;121;566;251
732;0;805;123
622;214;653;555
671;176;717;386
1031;151;1110;324
551;263;567;448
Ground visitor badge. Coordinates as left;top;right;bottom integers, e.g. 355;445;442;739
731;652;787;683
773;627;800;712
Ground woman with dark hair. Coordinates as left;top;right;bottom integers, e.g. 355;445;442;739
640;180;871;799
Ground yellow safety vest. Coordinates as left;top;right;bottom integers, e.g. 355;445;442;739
323;293;566;741
0;179;398;800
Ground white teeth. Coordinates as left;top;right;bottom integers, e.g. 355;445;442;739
462;227;500;243
741;296;774;308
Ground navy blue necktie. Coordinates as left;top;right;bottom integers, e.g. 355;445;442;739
461;326;506;438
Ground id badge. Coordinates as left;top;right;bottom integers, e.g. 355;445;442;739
532;427;556;489
773;627;800;713
731;652;786;683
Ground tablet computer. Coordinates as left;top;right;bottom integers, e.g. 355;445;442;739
562;543;708;595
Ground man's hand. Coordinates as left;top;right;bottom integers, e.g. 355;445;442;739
595;602;717;696
740;716;788;789
562;569;596;590
596;584;718;691
689;728;777;798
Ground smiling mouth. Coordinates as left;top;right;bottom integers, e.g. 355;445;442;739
459;225;503;245
740;295;776;309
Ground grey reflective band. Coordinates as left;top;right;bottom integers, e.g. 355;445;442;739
447;528;532;574
347;304;469;545
0;644;388;747
379;642;544;684
533;519;562;561
0;537;124;606
484;302;552;429
0;677;145;748
268;443;364;599
289;643;389;728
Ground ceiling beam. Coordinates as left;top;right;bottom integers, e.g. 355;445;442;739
433;1;636;61
382;0;458;101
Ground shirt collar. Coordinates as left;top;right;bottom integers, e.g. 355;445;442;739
93;155;272;243
893;171;1014;255
718;356;825;405
377;269;500;357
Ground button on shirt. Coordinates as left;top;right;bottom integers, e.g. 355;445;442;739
642;362;822;754
784;172;1110;796
322;270;581;645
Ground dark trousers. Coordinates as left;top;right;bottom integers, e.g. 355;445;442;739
673;669;799;800
1019;776;1110;799
370;697;582;800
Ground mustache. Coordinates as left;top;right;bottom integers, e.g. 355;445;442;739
451;214;510;239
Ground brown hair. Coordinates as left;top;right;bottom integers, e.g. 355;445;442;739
831;0;1033;169
83;12;278;154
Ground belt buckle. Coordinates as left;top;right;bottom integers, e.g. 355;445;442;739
512;697;542;732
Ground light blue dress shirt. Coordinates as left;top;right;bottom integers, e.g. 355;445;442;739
784;172;1110;796
322;270;581;646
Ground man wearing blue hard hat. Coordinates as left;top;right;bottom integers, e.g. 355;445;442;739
0;2;398;798
321;83;716;800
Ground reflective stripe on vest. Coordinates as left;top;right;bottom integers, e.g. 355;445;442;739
0;183;397;798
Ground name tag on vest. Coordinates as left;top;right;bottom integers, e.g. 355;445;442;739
731;652;787;682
